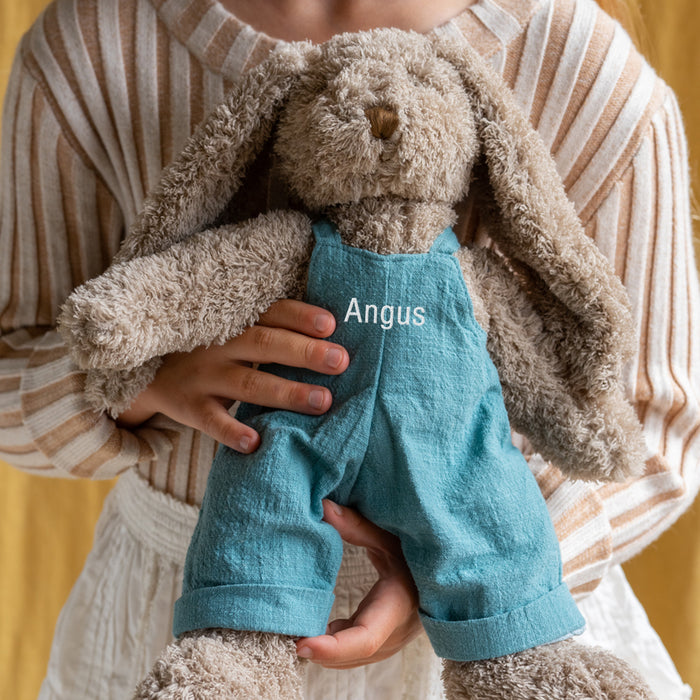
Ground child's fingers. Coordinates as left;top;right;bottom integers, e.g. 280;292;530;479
296;577;418;668
326;618;354;636
214;365;334;415
297;504;422;669
116;300;348;433
191;399;260;453
257;299;337;338
321;500;398;550
296;626;384;668
321;501;404;576
224;325;348;375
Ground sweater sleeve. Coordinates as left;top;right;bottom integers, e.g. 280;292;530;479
539;89;700;596
594;88;700;562
0;45;162;478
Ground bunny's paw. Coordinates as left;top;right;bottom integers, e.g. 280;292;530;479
442;639;657;700
59;276;153;370
133;629;304;700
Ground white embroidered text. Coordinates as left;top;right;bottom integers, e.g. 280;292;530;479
343;297;426;330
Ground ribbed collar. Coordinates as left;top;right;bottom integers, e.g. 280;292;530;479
151;0;542;80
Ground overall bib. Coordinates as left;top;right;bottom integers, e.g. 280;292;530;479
173;221;584;662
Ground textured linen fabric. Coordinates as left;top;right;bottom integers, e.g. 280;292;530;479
175;222;585;660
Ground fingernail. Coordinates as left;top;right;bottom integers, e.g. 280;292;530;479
297;646;313;659
308;389;326;410
314;313;333;334
329;501;343;517
238;435;258;452
325;348;344;369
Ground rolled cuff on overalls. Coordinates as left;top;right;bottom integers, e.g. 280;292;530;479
420;581;586;662
172;584;335;638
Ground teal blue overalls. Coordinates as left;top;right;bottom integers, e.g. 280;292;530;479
173;221;585;661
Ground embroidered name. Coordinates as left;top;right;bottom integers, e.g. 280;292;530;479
343;297;426;330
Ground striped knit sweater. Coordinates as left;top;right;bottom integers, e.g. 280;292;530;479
1;0;698;598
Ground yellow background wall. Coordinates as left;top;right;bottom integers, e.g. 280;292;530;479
0;1;698;698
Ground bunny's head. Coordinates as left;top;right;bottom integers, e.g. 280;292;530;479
273;31;478;209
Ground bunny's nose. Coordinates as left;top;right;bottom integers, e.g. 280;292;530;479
365;106;399;140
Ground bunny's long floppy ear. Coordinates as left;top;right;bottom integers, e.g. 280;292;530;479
114;41;316;265
432;34;635;401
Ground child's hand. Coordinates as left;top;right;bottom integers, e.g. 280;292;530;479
115;299;349;451
296;501;422;669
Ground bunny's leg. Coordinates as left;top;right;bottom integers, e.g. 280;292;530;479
141;411;347;699
134;629;304;700
441;639;656;700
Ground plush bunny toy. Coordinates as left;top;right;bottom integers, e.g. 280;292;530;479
59;28;655;700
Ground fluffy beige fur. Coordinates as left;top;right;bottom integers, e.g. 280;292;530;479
132;630;305;699
443;639;656;699
58;28;653;700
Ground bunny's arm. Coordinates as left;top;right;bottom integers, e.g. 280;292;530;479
59;210;314;373
457;246;645;483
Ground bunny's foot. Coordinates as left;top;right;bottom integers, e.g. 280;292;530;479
133;629;304;699
442;639;657;700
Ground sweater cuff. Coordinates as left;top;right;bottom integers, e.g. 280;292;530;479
19;331;154;478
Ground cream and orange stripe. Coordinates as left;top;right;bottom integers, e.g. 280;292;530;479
0;0;698;596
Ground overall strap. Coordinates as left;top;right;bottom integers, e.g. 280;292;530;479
429;227;460;255
311;219;342;244
313;219;460;254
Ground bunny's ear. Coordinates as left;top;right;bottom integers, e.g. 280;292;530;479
115;41;317;264
432;34;635;399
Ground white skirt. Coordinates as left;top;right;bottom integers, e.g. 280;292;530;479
38;469;690;700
